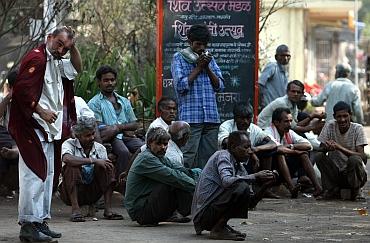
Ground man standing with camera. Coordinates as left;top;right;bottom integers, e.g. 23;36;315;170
171;24;224;169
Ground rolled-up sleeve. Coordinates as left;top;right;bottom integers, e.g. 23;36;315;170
209;58;224;92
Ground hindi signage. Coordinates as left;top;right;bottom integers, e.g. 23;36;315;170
156;0;259;121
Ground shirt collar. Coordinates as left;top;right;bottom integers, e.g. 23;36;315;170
74;138;97;157
98;91;118;100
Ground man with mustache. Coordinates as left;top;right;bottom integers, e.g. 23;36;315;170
9;26;81;242
146;97;177;134
125;127;195;225
88;65;144;184
259;44;291;109
171;24;224;169
192;131;277;240
257;80;325;134
316;101;367;200
264;108;322;198
59;116;122;222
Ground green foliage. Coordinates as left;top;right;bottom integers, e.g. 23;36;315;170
74;42;156;120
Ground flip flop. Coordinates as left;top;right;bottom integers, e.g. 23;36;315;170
103;213;123;220
210;230;245;241
70;213;85;222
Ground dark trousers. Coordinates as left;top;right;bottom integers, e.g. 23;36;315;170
111;137;144;178
58;164;116;206
316;153;367;192
194;181;251;231
135;184;193;225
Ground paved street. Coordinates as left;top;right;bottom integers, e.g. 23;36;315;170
1;129;370;243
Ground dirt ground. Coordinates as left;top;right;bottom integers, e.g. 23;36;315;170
1;132;370;243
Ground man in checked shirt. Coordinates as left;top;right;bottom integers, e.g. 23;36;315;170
171;24;224;169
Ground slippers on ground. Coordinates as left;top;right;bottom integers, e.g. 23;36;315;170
210;229;245;241
103;213;124;220
70;213;85;222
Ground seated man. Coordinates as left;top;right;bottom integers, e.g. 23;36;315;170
316;101;367;200
88;65;144;181
147;97;177;133
219;102;277;171
192;131;277;241
265;108;322;198
139;96;177;152
125;127;195;226
257;80;326;134
0;70;19;196
167;121;202;178
58;116;123;222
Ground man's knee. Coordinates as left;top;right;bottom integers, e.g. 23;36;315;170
347;155;363;168
315;152;327;166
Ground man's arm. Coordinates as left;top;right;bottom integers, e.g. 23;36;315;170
0;94;11;119
137;154;195;192
253;138;277;153
331;141;366;161
311;84;330;107
69;43;82;73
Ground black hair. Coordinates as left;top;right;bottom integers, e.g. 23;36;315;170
276;44;289;54
233;102;252;118
333;101;351;116
95;65;117;80
158;97;177;112
272;107;291;122
187;24;211;43
227;131;250;151
287;80;304;93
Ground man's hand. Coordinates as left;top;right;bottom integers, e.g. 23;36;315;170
93;158;113;170
36;106;58;124
196;53;212;69
99;125;119;142
324;140;337;151
254;170;275;182
310;111;326;120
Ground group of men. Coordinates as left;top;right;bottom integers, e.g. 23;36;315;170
1;23;368;242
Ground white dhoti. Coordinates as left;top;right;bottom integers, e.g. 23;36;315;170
18;130;55;223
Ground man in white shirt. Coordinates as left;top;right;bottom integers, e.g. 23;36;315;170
9;26;81;242
265;108;322;198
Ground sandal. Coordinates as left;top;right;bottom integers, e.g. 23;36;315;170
210;227;245;241
70;213;85;222
226;225;247;238
103;212;123;220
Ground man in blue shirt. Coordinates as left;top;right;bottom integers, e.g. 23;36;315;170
258;44;291;109
171;24;224;168
88;65;144;186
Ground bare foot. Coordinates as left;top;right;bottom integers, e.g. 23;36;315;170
0;147;18;160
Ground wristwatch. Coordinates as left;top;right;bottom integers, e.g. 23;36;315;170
288;144;294;150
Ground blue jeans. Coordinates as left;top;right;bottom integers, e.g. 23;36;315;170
182;123;219;169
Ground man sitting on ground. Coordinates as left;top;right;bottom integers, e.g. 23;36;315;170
147;97;177;133
258;80;325;134
316;101;367;201
192;131;277;241
0;70;19;196
88;65;144;182
265;108;322;198
125;127;195;226
58;116;123;222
